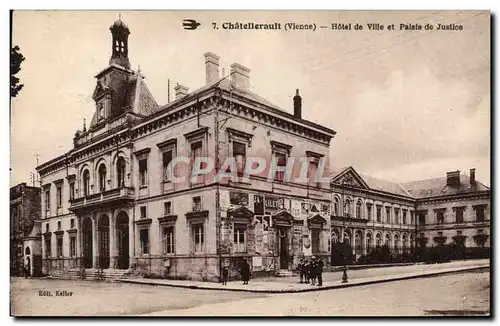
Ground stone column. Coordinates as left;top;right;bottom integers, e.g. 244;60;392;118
128;209;135;269
109;213;116;269
362;229;367;256
92;215;98;269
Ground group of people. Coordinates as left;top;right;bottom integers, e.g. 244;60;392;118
297;256;324;286
221;259;251;285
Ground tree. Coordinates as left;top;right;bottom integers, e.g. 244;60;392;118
11;45;25;98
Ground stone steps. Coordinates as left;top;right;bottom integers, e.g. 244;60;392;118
48;268;134;281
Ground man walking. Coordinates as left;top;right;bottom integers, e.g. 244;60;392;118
298;259;305;283
309;256;317;285
316;257;324;286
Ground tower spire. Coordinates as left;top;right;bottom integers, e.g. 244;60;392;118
109;16;131;69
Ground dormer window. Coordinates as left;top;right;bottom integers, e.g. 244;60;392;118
98;103;105;120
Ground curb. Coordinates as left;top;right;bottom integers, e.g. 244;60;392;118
119;265;489;294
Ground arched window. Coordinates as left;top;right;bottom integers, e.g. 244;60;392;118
376;233;382;247
394;234;400;253
344;199;351;217
366;233;373;253
331;231;338;244
402;234;408;251
385;234;391;248
116;157;126;188
98;164;107;192
82;170;90;197
356;200;362;219
344;232;350;245
333;197;340;216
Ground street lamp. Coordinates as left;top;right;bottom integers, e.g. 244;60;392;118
340;175;354;284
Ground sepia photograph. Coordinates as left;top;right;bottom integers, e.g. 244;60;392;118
9;9;491;317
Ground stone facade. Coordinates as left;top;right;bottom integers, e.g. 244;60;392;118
35;18;336;281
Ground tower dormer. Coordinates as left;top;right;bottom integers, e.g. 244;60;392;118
109;17;131;70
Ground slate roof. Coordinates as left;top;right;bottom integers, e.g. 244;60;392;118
401;174;490;199
329;167;488;199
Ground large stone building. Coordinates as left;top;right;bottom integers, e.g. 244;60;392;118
10;183;41;276
329;167;490;262
36;18;336;281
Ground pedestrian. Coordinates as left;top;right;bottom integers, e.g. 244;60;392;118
24;257;31;279
298;259;305;283
304;260;311;283
240;259;250;285
309;256;317;285
222;265;229;285
316;257;324;286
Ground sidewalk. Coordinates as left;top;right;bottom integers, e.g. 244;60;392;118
119;261;489;294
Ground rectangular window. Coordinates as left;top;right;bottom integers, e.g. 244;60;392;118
69;182;75;201
191;141;203;170
163;226;175;254
274;152;287;182
56;186;62;208
162;150;173;181
436;211;445;224
56;237;63;257
193;196;202;212
45;189;51;211
233;226;247;253
410;211;415;225
69;237;76;257
395;209;400;224
419;213;426;226
44;238;51;258
164;201;172;215
140;206;147;219
140;229;149;254
475;206;486;222
139;159;148;186
70;219;74;229
367;205;372;221
233;141;246;174
376;206;382;222
45;223;49;233
308;160;319;187
192;224;204;253
385;207;391;224
455;208;464;223
402;210;407;225
57;221;61;230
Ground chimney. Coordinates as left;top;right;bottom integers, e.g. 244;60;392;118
174;84;189;100
293;89;302;119
230;63;250;92
470;168;476;185
204;52;220;86
446;170;461;186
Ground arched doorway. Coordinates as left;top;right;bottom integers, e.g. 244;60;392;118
355;231;362;256
366;232;373;253
98;215;110;269
116;211;129;269
82;217;93;268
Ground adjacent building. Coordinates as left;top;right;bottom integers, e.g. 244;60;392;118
329;167;490;262
10;183;41;276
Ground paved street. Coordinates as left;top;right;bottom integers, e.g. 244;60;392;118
11;278;265;316
147;269;490;316
11;263;490;317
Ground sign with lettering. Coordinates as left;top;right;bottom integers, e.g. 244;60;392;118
265;196;283;210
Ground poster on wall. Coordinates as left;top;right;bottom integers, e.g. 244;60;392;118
254;195;264;215
263;215;271;231
252;256;263;271
254;222;264;254
265;196;283;212
283;198;291;212
220;190;230;210
230;191;249;207
291;200;301;218
301;202;309;216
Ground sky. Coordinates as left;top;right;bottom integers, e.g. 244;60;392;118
10;10;491;187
